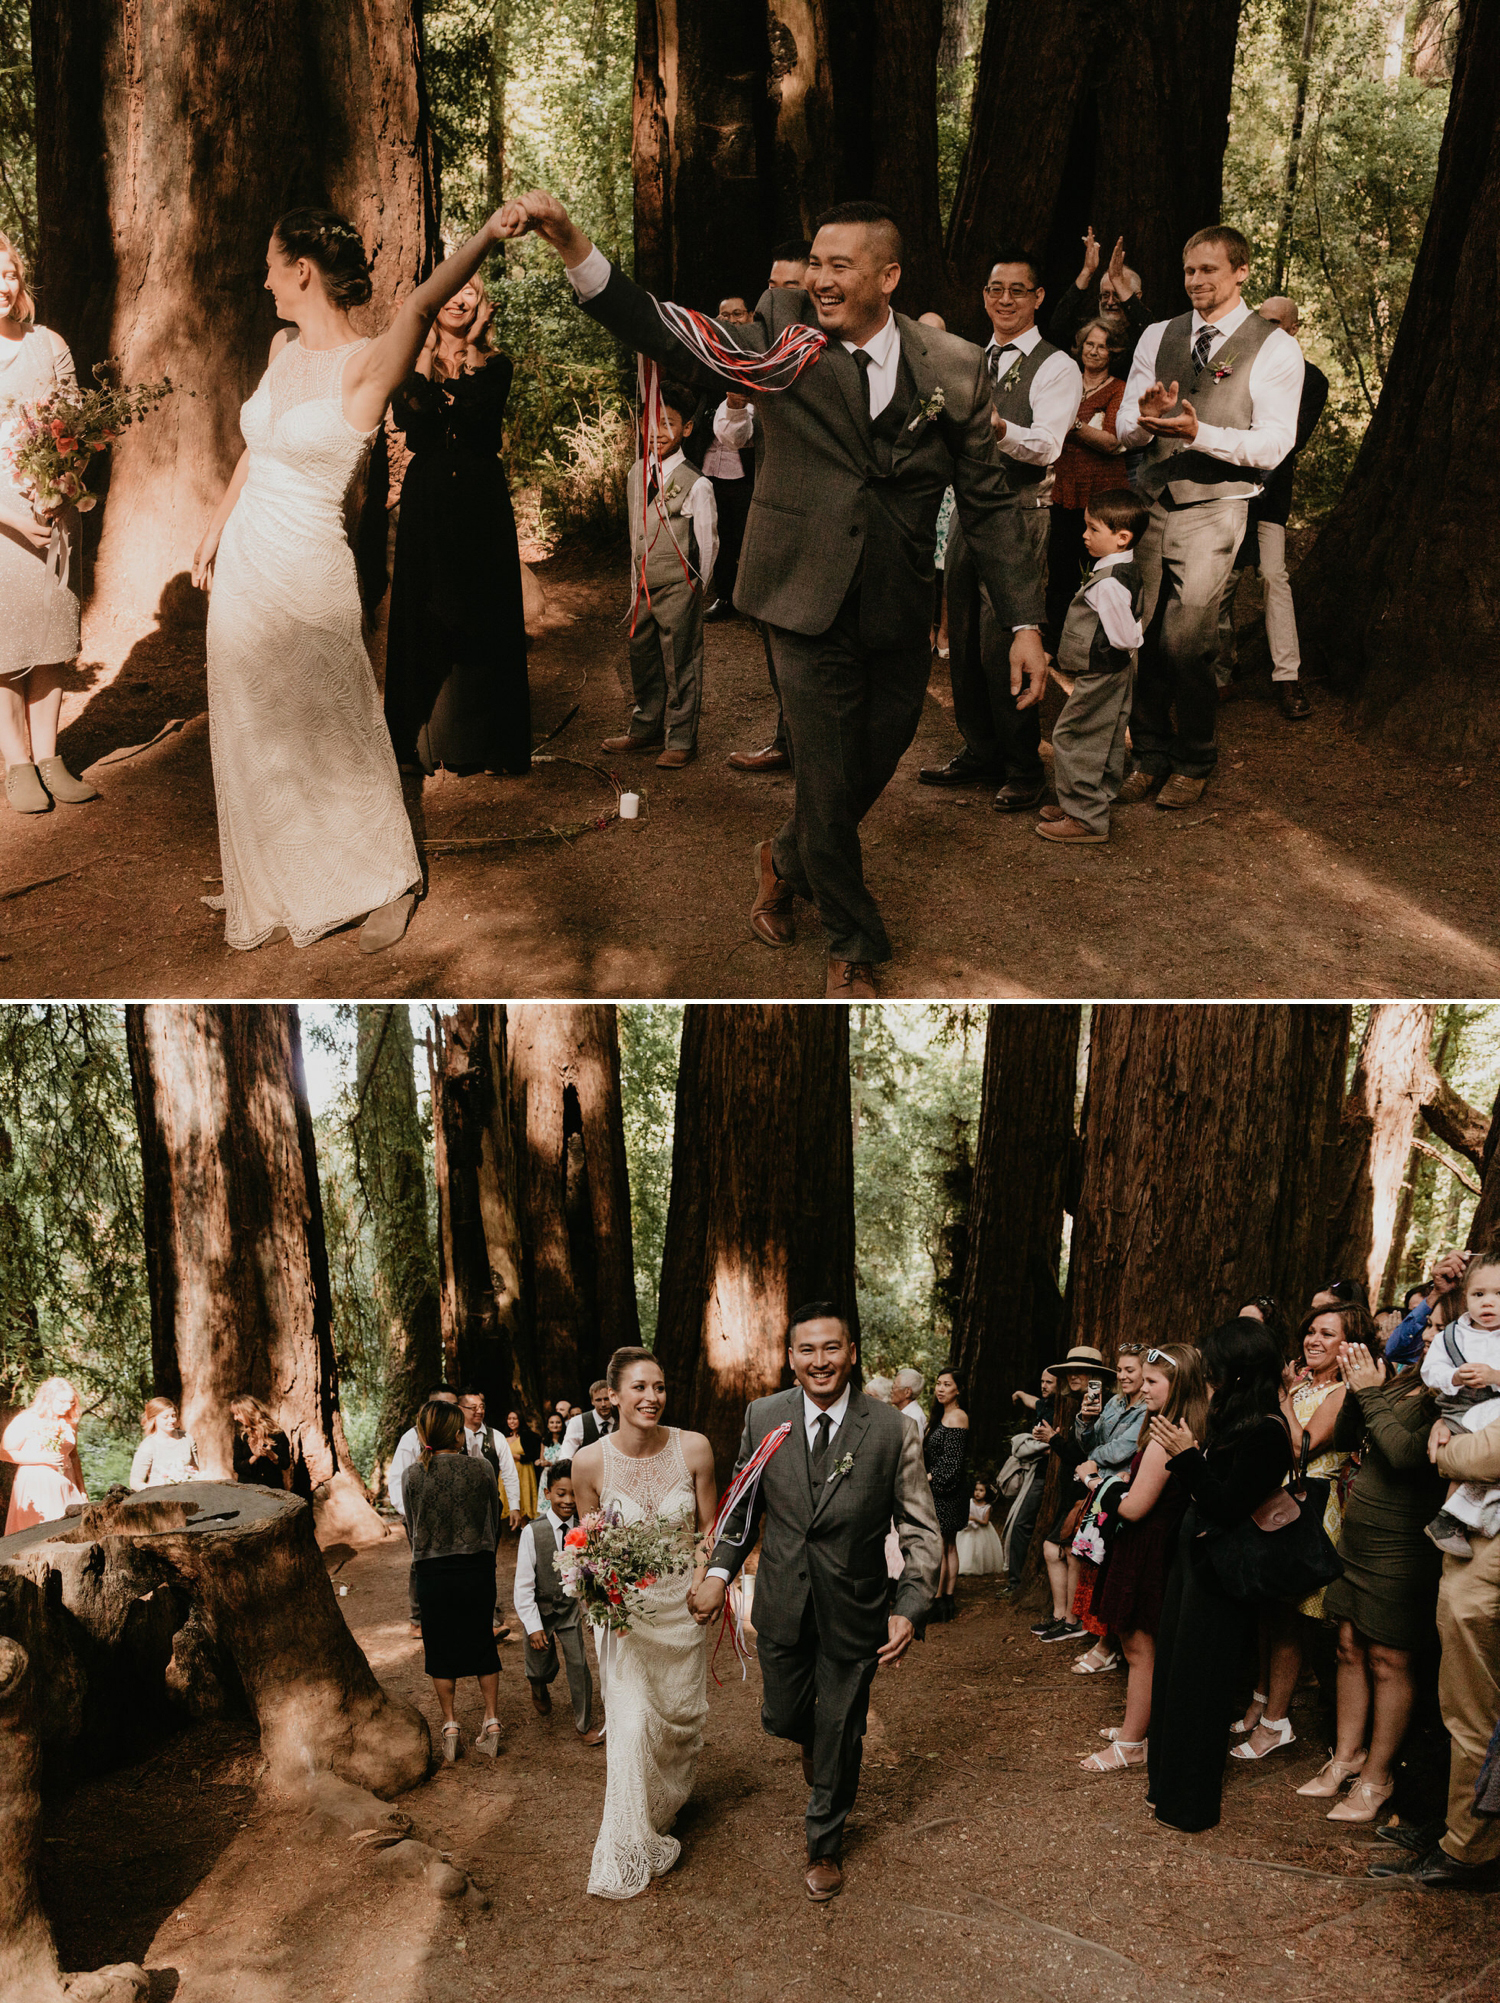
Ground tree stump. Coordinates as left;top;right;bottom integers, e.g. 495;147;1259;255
0;1483;429;1797
0;1636;66;2003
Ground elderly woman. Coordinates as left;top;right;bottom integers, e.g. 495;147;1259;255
1044;318;1125;646
2;1377;87;1532
0;233;99;816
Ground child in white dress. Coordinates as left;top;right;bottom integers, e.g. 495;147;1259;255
956;1478;1005;1575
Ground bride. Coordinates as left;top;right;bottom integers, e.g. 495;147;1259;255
569;1346;717;1899
191;206;512;955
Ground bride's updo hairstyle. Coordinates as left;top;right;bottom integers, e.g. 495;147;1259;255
606;1346;659;1391
272;207;373;309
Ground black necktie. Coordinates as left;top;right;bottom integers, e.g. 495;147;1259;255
1192;327;1215;378
646;470;659;503
810;1413;833;1484
988;342;1016;382
851;348;872;421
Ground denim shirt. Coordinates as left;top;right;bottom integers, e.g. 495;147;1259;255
1075;1393;1148;1471
1385;1297;1432;1366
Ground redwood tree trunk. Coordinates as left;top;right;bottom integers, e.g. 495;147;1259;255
1470;1089;1500;1253
0;1638;64;2003
1067;1006;1350;1350
506;1006;640;1402
1327;1004;1437;1300
944;0;1242;336
869;0;949;319
950;1006;1081;1463
1295;0;1500;760
653;1006;858;1487
30;0;437;652
124;1004;373;1534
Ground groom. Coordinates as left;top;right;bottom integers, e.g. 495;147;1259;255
692;1305;941;1902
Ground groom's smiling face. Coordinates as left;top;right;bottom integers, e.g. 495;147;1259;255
789;1318;857;1407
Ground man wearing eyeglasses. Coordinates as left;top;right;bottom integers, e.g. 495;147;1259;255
922;250;1082;811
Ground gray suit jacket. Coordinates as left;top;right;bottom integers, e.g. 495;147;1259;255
578;265;1045;647
711;1387;941;1660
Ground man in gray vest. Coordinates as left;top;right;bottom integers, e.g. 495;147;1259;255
921;249;1082;809
1115;226;1305;807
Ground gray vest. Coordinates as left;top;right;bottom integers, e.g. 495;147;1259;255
1138;310;1279;504
987;336;1060;506
628;459;701;591
1057;557;1146;678
531;1515;579;1624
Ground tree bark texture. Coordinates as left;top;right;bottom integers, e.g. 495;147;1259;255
124;1004;373;1536
1327;1004;1437;1301
506;1006;640;1403
1067;1005;1351;1352
944;0;1242;339
950;1006;1081;1464
0;1483;429;1797
29;0;438;646
652;1005;858;1486
869;0;949;318
353;1007;443;1476
0;1637;65;2003
1294;0;1500;761
1471;1089;1500;1254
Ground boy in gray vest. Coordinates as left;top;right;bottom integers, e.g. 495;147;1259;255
512;1462;603;1741
1114;226;1305;809
1036;487;1150;845
603;381;718;770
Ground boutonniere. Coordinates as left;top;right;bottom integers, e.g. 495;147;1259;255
825;1451;856;1486
996;359;1024;397
1210;361;1234;383
906;385;946;431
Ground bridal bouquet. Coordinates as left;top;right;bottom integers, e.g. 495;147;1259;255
0;359;179;517
557;1506;696;1635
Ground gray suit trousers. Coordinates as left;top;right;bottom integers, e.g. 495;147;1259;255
1130;495;1247;778
758;1594;880;1862
944;507;1050;783
768;586;929;965
523;1611;594;1733
1051;668;1135;835
627;576;705;750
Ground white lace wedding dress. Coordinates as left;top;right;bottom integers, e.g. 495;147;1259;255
204;338;421;950
588;1429;709;1900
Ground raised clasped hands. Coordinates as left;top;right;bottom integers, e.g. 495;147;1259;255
877;1613;915;1668
687;1573;726;1627
1429;1251;1467;1299
490;188;587;259
1337;1341;1386;1392
1138;379;1198;443
1009;628;1048;710
1148;1413;1196;1459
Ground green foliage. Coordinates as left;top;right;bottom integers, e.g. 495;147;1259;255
0;0;35;265
936;0;986;230
617;1005;683;1346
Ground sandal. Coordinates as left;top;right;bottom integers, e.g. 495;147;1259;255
1072;1648;1121;1674
441;1722;462;1763
1230;1716;1295;1761
1080;1738;1146;1772
1296;1751;1367;1798
1326;1776;1394;1824
1231;1689;1268;1735
474;1718;502;1758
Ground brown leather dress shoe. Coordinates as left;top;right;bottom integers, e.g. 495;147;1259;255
805;1859;843;1902
993;779;1046;811
751;841;796;946
728;743;790;772
600;731;664;754
1036;814;1106;844
1116;770;1160;805
656;745;696;768
530;1681;552;1715
578;1724;606;1745
917;752;996;788
1155;773;1207;809
1038;803;1067;822
827;959;877;999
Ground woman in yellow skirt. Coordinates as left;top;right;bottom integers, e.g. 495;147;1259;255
503;1408;540;1518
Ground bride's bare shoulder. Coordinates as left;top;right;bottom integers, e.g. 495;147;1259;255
676;1429;716;1473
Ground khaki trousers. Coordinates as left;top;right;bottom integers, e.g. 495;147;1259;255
1437;1531;1500;1864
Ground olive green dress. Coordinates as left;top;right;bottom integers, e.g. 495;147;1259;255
1323;1374;1443;1650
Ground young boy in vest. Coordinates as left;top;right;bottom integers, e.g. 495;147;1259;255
512;1463;604;1742
1036;486;1150;845
602;380;718;769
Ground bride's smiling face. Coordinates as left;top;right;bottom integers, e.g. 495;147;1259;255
613;1361;666;1429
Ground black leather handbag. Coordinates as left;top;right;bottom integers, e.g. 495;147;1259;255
1205;1429;1344;1604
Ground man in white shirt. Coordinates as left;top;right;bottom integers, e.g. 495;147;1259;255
388;1383;460;1636
458;1390;523;1525
923;249;1082;812
512;1462;604;1741
891;1369;928;1435
1113;226;1304;809
703;300;756;623
562;1381;616;1456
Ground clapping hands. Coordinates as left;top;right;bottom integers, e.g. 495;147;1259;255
1137;379;1198;442
1148;1414;1196;1460
1337;1342;1387;1393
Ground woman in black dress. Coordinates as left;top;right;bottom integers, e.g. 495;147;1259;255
924;1368;970;1624
401;1398;503;1761
1145;1318;1294;1833
383;279;531;777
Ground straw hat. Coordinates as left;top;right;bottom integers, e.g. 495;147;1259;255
1046;1344;1117;1381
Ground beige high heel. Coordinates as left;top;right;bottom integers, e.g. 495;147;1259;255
1327;1776;1394;1823
1296;1751;1367;1798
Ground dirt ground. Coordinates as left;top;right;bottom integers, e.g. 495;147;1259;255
38;1531;1500;2003
1;547;1496;1003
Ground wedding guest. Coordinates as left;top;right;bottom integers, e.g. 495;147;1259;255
1240;1293;1295;1361
1385;1255;1467;1365
602;379;716;770
0;233;99;817
956;1477;1005;1576
1146;1318;1293;1832
1043;321;1125;645
891;1369;928;1435
512;1461;605;1743
383;278;531;778
402;1399;504;1760
1419;1253;1500;1556
1215;295;1328;720
1012;1368;1058;1422
503;1408;541;1518
1005;1369;1058;1586
1;1378;86;1532
924;1369;970;1622
130;1399;200;1489
231;1394;292;1490
389;1383;462;1635
1050;230;1150;372
1031;1351;1111;1642
458;1388;522;1528
922;248;1081;811
563;1382;617;1455
1035;486;1149;846
1115;227;1304;810
717;297;752;324
538;1410;567;1499
702;388;755;618
1082;1343;1209;1772
1303;1337;1442;1823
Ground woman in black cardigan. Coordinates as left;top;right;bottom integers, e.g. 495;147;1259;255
1146;1318;1294;1833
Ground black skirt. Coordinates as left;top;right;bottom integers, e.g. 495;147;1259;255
414;1552;501;1680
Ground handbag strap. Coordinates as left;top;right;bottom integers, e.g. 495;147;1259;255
1291;1426;1311;1497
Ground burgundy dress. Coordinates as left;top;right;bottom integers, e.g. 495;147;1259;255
1093;1446;1190;1638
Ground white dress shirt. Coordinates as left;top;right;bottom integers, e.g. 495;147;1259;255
465;1423;521;1510
706;1385;855;1584
642;444;718;583
387;1425;420;1516
1115;301;1304;481
562;1409;615;1457
984;325;1083;467
512;1507;572;1635
1081;548;1146;651
704;398;754;478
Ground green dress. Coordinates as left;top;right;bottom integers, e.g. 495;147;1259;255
1322;1374;1443;1650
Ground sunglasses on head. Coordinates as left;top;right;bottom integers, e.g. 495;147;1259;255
1117;1343;1145;1355
1145;1348;1178;1368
